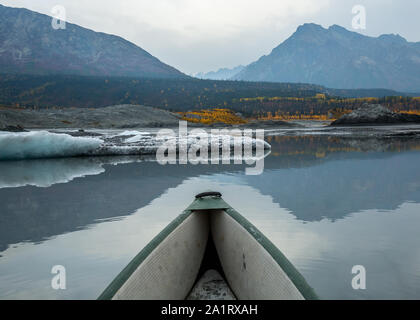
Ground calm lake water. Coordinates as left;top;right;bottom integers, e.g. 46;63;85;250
1;129;420;300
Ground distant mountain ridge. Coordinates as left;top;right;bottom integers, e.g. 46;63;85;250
233;23;420;92
0;4;186;79
195;65;245;80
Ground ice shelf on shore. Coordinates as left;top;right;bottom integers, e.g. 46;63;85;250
0;130;271;161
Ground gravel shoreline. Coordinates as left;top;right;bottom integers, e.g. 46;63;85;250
0;104;303;131
0;105;182;130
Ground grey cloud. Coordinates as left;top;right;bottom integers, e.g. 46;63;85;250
0;0;418;74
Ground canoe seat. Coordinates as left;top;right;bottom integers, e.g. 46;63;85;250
187;270;237;300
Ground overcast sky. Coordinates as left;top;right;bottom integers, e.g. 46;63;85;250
1;0;419;74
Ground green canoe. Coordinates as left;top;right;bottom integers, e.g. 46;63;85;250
99;192;318;300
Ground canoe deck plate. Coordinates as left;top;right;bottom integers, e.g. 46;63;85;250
186;197;231;211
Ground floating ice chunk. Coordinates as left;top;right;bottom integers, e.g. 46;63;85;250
125;134;147;143
0;131;103;160
117;130;151;137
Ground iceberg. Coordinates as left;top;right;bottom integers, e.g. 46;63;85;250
125;134;148;144
0;131;103;160
117;130;151;137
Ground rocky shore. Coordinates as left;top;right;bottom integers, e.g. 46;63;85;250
0;105;182;130
0;104;302;131
331;104;420;126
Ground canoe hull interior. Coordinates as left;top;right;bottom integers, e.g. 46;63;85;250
110;212;209;300
211;210;304;300
98;197;318;300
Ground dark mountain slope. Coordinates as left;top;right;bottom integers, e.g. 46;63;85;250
234;23;420;92
0;4;186;79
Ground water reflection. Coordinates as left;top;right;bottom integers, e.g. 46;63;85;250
1;134;420;299
257;135;420;221
0;158;247;253
0;157;138;189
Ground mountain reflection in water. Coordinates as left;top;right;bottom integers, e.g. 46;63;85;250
1;133;420;299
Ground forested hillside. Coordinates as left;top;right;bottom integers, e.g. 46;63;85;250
1;74;418;119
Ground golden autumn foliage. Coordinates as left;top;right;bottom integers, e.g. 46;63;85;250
178;104;420;124
236;95;420;121
178;108;248;125
255;108;420;121
240;96;307;102
257;112;333;121
400;110;420;116
315;93;327;99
